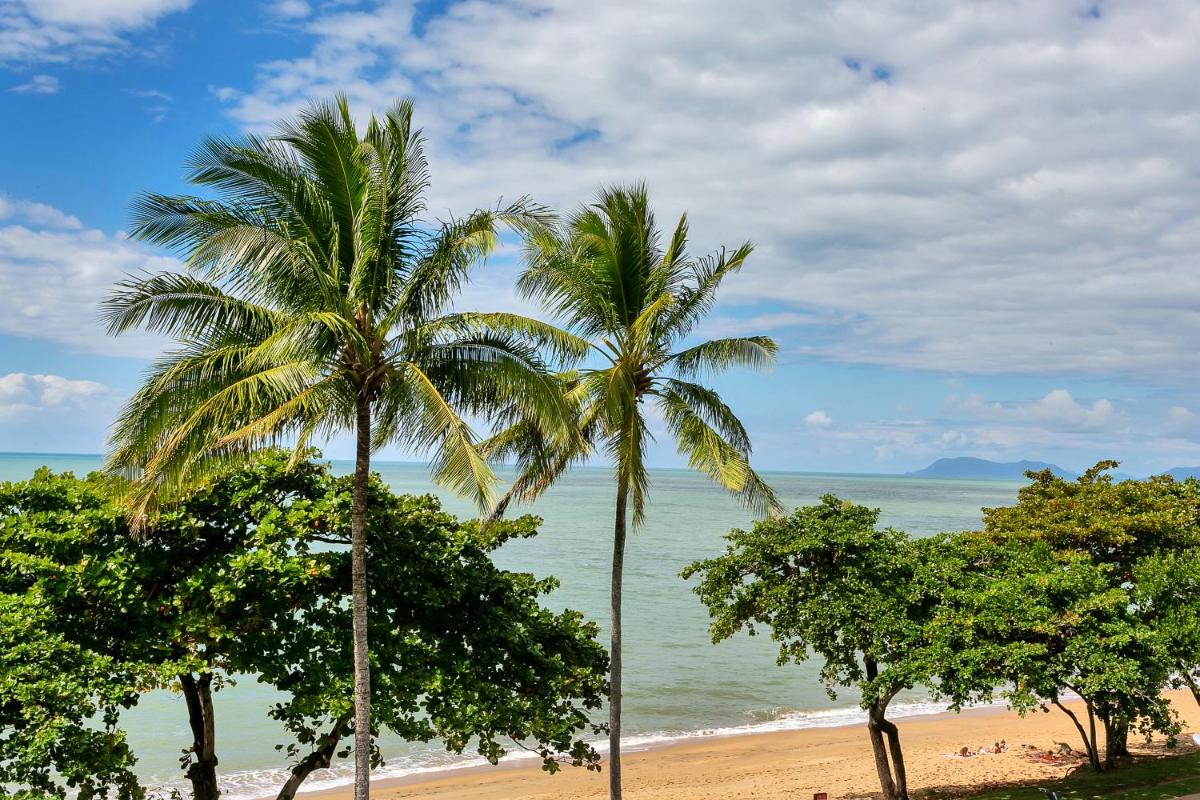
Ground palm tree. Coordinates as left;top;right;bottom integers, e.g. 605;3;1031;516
495;183;784;799
101;96;579;800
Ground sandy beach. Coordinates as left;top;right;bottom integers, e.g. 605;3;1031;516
297;691;1198;800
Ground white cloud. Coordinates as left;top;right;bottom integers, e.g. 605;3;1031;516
947;388;1123;432
10;72;57;93
0;0;192;63
267;0;309;19
125;86;172;121
0;196;80;227
804;410;833;429
216;0;1200;380
1169;406;1195;427
126;87;170;101
0;196;178;356
787;384;1177;471
0;372;112;419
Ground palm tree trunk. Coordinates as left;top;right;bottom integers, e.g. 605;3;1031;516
351;395;373;800
608;478;629;800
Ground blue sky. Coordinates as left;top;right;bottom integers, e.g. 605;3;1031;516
2;0;1200;475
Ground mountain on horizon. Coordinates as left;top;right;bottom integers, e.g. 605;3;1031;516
1163;466;1200;480
906;457;1078;480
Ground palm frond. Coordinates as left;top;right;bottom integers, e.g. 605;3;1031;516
390;362;497;511
668;336;778;378
424;312;592;365
101;272;280;339
513;184;778;527
657;390;783;517
661;242;754;338
393;208;500;325
658;379;752;454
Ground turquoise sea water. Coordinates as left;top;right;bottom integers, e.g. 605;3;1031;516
0;452;1022;798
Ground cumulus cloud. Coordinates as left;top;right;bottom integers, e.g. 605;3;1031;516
947;388;1124;432
0;372;113;419
0;0;192;63
10;72;57;93
0;196;178;356
804;410;833;429
786;384;1177;471
215;0;1200;380
1168;405;1195;427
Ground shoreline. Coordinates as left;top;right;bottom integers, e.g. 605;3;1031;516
290;691;1197;800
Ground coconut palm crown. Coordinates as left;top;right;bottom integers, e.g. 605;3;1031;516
491;183;784;799
101;96;579;800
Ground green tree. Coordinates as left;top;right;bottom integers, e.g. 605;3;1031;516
683;497;932;800
939;532;1178;771
0;454;608;800
497;184;782;799
1135;544;1200;705
934;465;1199;771
261;481;609;800
101;97;577;800
0;594;145;800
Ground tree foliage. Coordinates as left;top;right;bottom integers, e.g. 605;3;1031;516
100;95;578;799
935;465;1200;770
686;466;1200;794
102;97;569;512
684;497;936;800
0;453;607;800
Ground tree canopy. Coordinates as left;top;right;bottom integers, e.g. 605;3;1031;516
0;453;607;800
683;497;937;800
685;467;1200;796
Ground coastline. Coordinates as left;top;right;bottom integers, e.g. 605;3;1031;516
291;691;1197;800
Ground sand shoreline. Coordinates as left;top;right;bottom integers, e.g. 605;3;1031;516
291;691;1197;800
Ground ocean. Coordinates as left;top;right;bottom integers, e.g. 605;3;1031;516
0;452;1023;798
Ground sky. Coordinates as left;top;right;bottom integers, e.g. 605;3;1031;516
2;0;1200;475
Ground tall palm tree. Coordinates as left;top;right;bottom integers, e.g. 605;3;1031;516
101;96;578;800
494;183;784;800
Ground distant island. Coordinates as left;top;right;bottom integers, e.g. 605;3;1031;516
906;457;1200;481
906;457;1077;480
1166;466;1200;480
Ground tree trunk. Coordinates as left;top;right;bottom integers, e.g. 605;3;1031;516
1183;670;1200;707
1053;697;1101;771
1103;716;1129;767
276;715;353;800
866;709;898;800
1085;702;1105;771
879;715;909;800
608;479;629;800
351;395;373;800
863;659;902;800
180;672;219;800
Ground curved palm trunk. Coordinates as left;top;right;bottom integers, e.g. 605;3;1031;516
608;479;629;800
351;396;373;800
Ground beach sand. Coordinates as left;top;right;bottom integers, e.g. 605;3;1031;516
300;691;1198;800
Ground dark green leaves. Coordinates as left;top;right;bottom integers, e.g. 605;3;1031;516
0;453;608;798
684;496;927;702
